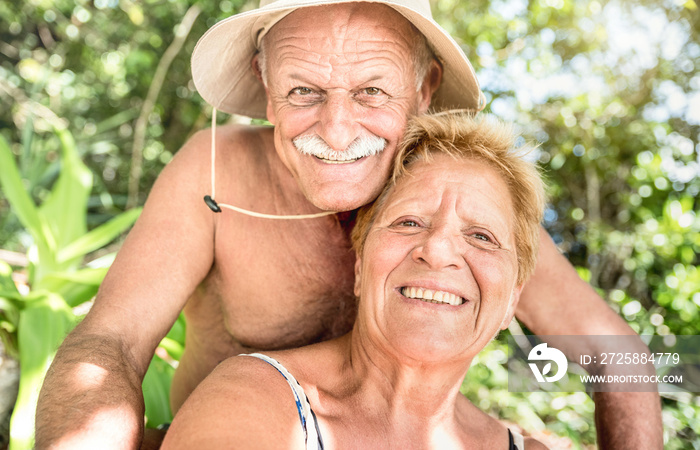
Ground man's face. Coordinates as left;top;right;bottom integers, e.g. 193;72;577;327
261;4;437;211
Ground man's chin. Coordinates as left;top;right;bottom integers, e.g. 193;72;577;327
304;186;381;212
308;197;369;213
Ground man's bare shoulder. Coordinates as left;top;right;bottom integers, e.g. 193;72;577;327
172;123;274;167
217;122;275;152
168;123;279;199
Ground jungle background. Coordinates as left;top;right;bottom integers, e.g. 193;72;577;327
0;0;698;448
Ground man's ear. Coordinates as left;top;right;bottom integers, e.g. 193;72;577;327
417;59;443;114
500;283;524;330
353;257;362;298
251;53;264;84
251;54;276;124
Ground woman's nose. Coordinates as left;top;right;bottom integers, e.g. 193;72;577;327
316;93;362;152
411;225;466;270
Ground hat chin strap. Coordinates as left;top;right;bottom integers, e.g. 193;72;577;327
204;109;336;219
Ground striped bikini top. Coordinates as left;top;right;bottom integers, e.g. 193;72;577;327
242;353;324;449
241;353;524;450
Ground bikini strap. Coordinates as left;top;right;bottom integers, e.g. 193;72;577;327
241;353;324;449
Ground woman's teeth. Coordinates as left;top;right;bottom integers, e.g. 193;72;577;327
401;287;464;306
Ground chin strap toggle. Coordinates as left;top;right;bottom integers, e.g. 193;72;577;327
203;195;222;213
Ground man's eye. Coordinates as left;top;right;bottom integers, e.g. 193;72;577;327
354;87;389;107
287;87;323;106
290;87;313;95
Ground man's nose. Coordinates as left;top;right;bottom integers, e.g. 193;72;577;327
411;225;467;270
317;93;362;152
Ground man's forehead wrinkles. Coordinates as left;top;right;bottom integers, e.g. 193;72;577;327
273;47;412;89
274;35;411;56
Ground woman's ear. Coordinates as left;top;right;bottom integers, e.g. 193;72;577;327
500;284;524;330
353;257;362;298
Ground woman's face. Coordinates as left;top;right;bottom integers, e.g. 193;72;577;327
354;154;523;363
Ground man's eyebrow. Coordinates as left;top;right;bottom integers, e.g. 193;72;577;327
282;72;322;86
361;75;386;83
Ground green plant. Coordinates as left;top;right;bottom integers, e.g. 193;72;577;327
0;129;148;449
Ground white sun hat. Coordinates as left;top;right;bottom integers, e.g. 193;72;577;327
191;0;486;119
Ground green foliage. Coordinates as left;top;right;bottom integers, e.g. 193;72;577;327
10;292;73;450
142;314;187;428
0;129;142;449
462;339;597;448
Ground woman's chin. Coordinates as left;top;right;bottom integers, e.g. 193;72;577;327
386;330;468;366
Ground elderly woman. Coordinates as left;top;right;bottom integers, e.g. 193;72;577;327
162;113;547;449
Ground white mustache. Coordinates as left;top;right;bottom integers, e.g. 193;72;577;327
293;134;387;161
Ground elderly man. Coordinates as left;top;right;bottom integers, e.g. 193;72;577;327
36;0;662;448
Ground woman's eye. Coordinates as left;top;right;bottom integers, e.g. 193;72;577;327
389;217;422;228
468;231;500;247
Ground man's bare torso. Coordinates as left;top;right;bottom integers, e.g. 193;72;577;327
170;125;357;411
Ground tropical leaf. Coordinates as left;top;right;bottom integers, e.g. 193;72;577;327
142;354;174;428
56;208;141;264
9;292;75;450
0;135;56;260
158;336;184;361
38;129;92;271
165;312;186;346
37;268;109;308
0;260;19;295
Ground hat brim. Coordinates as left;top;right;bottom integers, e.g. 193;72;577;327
191;0;484;119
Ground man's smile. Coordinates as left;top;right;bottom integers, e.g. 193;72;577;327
294;134;387;164
314;155;364;164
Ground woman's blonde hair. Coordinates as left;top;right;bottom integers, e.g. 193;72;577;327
351;112;547;284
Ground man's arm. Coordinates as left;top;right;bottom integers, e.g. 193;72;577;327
516;227;663;449
35;130;217;449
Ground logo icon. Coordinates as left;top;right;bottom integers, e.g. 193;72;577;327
528;343;568;383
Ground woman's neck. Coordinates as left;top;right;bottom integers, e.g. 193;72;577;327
300;331;508;448
343;328;473;423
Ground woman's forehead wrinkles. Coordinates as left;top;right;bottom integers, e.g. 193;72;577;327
377;162;516;236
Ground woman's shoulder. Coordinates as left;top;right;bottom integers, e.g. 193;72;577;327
162;353;305;449
456;400;549;450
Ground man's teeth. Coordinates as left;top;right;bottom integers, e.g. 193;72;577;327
401;287;463;306
316;155;360;164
